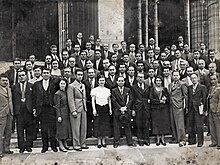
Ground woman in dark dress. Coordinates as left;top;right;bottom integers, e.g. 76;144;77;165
54;79;72;152
149;75;171;146
91;75;112;148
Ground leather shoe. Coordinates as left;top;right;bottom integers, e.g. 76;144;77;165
209;144;217;147
26;147;32;152
59;147;67;152
113;143;119;148
207;132;211;136
128;143;136;147
41;148;48;153
97;144;102;148
188;142;196;145
19;148;25;153
102;144;107;148
74;147;82;151
52;148;58;152
197;144;203;147
156;142;160;146
81;145;89;149
138;142;144;146
4;151;13;154
217;145;220;149
144;142;150;146
161;141;166;146
64;146;73;150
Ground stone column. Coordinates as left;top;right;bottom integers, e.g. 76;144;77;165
58;0;69;54
145;0;149;47
98;0;124;46
184;0;190;48
137;0;142;45
154;0;159;47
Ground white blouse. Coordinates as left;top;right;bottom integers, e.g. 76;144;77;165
91;86;110;106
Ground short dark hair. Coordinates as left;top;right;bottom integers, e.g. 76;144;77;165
58;78;68;91
154;75;164;84
0;73;8;80
97;74;105;81
75;68;83;75
13;58;21;63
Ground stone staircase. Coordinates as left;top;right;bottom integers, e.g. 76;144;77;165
10;126;210;149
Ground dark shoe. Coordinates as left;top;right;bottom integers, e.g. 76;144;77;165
59;147;67;152
81;145;89;149
97;144;102;148
179;141;186;147
161;141;166;146
4;150;13;154
52;148;58;152
138;141;144;146
64;146;74;150
156;141;160;146
102;144;107;148
207;132;211;136
19;148;25;153
128;143;137;147
0;154;3;158
188;142;196;145
74;147;82;151
197;144;203;147
217;145;220;149
144;142;150;146
209;144;217;147
41;148;48;153
113;143;119;148
26;147;32;152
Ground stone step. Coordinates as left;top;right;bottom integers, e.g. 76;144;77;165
10;133;211;149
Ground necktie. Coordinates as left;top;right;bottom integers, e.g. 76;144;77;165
14;70;18;85
150;78;153;87
89;78;94;89
120;87;123;95
193;85;196;94
21;83;25;101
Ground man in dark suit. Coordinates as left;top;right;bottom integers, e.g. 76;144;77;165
73;32;85;50
131;73;151;146
5;58;22;88
105;65;118;90
101;44;112;60
125;66;137;88
112;76;136;148
76;51;88;71
205;49;220;73
83;68;98;138
12;70;34;153
62;67;75;84
61;38;74;56
188;73;207;147
94;50;104;71
33;68;58;153
44;55;53;70
59;50;69;70
50;45;60;62
118;41;128;54
189;50;201;71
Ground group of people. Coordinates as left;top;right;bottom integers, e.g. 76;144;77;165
0;33;220;157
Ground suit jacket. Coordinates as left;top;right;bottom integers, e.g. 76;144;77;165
144;77;155;87
105;75;118;90
101;50;112;60
205;58;220;73
12;82;33;116
112;87;132;116
189;59;199;71
171;58;188;71
188;84;207;112
67;80;87;113
0;86;13;117
208;84;220;113
131;83;150;112
73;39;85;49
124;76;137;88
94;59;104;71
179;69;187;80
83;78;98;103
168;81;188;110
181;76;193;87
33;79;57;115
5;68;18;87
194;69;209;85
76;60;87;71
62;47;74;56
204;73;220;89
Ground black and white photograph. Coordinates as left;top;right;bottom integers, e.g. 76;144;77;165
0;0;220;164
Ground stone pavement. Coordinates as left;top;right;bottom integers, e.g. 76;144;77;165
1;140;220;165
